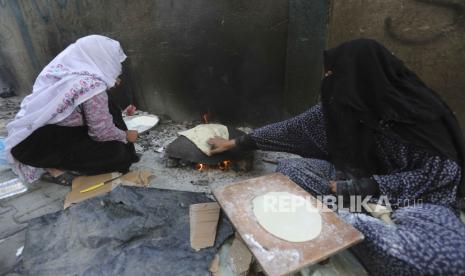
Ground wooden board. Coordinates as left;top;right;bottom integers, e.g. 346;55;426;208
213;173;364;276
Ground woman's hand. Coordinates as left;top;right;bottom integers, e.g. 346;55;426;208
124;104;136;116
208;137;235;155
329;179;379;197
126;130;138;143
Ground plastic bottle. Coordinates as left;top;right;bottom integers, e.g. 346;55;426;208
0;137;6;166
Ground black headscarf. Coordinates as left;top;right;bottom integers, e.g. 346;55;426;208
321;38;465;197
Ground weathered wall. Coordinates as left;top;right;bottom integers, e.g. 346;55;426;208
328;0;465;128
0;0;290;125
285;0;327;115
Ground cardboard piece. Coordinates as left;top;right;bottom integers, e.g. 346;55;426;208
213;173;364;276
228;233;253;275
64;170;152;209
209;254;220;276
189;202;220;250
120;170;153;187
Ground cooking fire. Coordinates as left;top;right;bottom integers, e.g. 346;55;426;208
195;160;232;172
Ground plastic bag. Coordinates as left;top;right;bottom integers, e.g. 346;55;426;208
0;137;10;172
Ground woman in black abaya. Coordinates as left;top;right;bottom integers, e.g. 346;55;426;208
209;39;465;275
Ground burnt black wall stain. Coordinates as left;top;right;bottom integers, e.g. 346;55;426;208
132;0;290;125
285;0;327;115
0;0;295;125
0;0;329;126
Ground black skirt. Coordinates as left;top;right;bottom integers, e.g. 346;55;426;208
11;97;138;175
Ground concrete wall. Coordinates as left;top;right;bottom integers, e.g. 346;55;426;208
4;0;463;128
284;0;327;115
0;0;291;125
328;0;465;128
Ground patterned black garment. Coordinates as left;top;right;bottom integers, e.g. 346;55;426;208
249;104;465;275
320;39;465;198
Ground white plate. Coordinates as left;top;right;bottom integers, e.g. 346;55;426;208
124;115;160;134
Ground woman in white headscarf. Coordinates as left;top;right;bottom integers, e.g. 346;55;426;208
5;35;139;186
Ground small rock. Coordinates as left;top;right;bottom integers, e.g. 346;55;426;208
192;179;209;186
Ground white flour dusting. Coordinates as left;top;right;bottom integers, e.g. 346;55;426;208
243;234;266;252
242;233;301;267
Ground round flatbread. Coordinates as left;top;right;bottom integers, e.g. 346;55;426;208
178;124;229;156
252;192;322;242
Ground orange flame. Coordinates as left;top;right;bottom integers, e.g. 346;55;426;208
195;160;232;172
196;163;206;172
219;160;232;171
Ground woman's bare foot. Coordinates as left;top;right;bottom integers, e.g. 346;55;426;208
46;168;65;177
42;169;76;186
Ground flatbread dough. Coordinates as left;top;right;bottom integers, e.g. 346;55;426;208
178;124;229;156
253;192;322;242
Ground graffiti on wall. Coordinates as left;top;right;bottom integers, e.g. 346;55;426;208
385;0;465;44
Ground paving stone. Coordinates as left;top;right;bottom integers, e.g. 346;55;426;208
3;181;69;223
0;230;25;274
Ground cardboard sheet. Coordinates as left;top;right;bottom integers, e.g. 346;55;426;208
190;202;221;250
228;233;253;275
64;170;152;208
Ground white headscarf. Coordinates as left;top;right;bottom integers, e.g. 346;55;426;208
5;35;127;182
